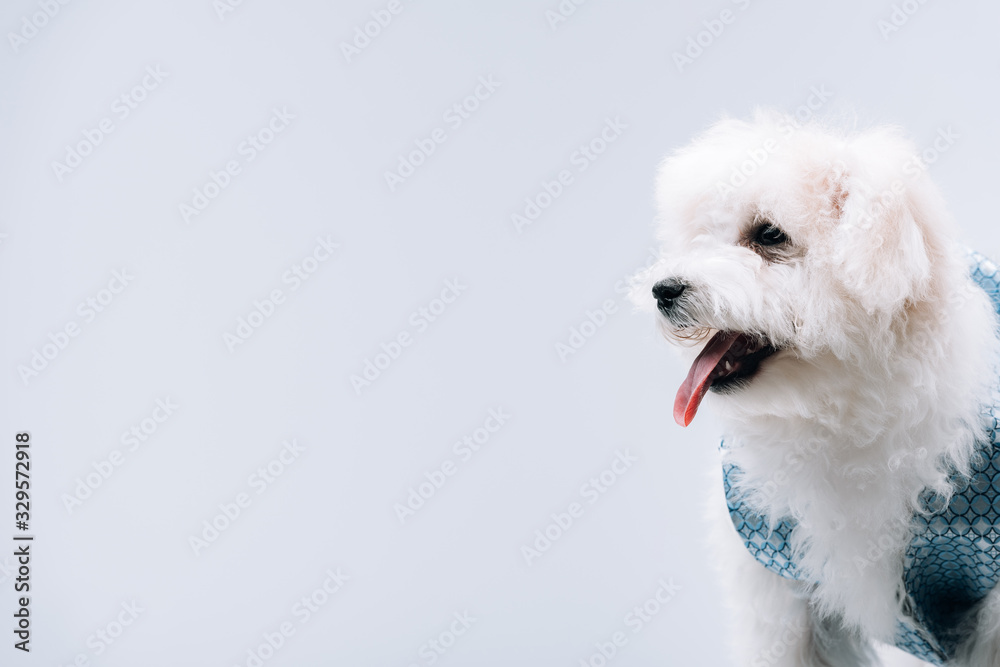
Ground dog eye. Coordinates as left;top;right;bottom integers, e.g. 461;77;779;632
754;224;788;246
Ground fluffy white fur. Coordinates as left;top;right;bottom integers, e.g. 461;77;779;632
634;112;1000;666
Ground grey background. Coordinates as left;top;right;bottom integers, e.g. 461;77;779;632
1;1;998;665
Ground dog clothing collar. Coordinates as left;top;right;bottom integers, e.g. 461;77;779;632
723;251;1000;666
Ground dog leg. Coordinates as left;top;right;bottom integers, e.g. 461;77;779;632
873;644;934;667
710;487;878;666
952;586;1000;666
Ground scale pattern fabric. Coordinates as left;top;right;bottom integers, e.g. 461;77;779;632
722;252;1000;665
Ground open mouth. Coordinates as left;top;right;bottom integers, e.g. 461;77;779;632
673;331;778;427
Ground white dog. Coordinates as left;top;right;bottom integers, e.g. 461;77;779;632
633;112;1000;666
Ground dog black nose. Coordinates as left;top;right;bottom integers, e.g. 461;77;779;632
652;279;687;310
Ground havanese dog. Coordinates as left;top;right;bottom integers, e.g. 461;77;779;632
632;112;1000;666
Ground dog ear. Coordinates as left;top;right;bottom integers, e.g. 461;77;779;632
832;150;932;314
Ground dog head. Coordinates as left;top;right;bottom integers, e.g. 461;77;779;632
634;112;955;427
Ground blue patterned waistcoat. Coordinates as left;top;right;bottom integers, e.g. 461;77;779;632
724;252;1000;665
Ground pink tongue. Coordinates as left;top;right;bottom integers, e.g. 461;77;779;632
674;332;740;427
